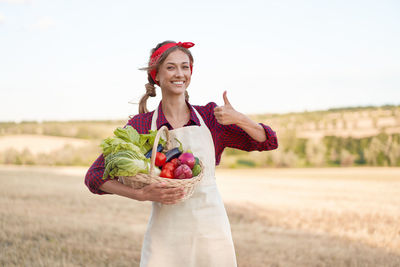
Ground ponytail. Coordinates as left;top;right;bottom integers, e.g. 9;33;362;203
138;83;156;114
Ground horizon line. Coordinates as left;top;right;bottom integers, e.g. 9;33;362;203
1;103;399;124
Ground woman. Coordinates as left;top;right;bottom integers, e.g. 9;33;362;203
85;41;278;267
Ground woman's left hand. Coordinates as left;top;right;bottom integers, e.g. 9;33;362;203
213;91;244;125
213;91;267;142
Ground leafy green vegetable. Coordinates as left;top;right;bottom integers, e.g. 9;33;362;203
138;130;166;154
113;125;140;144
100;136;142;157
100;126;167;180
103;151;149;179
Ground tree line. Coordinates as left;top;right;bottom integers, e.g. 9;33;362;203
223;133;400;168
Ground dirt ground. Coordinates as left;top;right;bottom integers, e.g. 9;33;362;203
1;166;399;267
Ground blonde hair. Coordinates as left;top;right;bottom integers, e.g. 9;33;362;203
138;41;193;114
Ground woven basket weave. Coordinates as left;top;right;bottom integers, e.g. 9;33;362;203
118;125;204;203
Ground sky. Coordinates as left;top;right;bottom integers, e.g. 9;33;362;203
0;0;399;122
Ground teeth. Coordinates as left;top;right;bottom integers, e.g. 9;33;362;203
173;81;184;85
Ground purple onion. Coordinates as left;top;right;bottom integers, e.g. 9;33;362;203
178;153;196;169
173;164;193;179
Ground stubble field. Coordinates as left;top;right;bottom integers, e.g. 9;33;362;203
0;166;399;267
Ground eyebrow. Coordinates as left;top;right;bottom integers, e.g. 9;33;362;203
166;62;190;65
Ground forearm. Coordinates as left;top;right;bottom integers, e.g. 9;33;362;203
99;180;143;201
100;180;185;205
236;113;267;142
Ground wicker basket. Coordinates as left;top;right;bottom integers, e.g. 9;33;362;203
118;125;204;203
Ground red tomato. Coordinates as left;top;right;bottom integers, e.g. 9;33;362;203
170;158;181;168
160;168;174;179
155;152;166;167
162;162;175;172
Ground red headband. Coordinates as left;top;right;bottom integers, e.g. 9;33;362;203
149;42;195;85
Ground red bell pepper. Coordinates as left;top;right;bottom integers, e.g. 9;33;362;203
160;168;174;179
155;152;166;167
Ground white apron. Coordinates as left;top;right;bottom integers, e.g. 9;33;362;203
140;107;237;267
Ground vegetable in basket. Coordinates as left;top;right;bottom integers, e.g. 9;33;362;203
155;152;166;167
113;126;140;144
170;158;180;168
102;150;149;179
160;162;175;178
101;126;143;157
157;149;202;179
174;164;192;179
101;137;142;157
100;125;202;180
139;130;167;155
145;144;164;158
178;152;196;169
192;164;201;177
165;148;181;162
100;126;167;180
103;125;167;155
165;137;184;162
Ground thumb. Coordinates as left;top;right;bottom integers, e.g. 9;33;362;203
223;91;231;106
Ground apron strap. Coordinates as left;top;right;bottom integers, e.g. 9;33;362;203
151;105;206;131
151;107;158;131
192;106;206;127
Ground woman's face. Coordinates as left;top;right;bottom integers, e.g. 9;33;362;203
156;50;191;96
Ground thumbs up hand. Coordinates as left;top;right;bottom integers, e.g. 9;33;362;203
213;91;243;125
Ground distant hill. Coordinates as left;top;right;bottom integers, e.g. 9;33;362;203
250;104;400;139
2;104;399;139
1;105;399;167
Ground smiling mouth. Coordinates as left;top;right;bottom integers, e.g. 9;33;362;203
172;81;185;85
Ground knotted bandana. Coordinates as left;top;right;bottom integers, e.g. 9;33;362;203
149;42;195;85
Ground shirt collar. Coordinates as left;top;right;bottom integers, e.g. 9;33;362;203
156;100;201;129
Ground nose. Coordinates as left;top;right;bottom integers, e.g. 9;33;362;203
175;67;184;77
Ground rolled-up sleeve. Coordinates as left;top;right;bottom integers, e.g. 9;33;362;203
84;154;111;195
199;102;278;165
221;122;278;152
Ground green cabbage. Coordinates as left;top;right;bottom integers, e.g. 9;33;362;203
100;126;167;180
113;125;140;144
100;137;143;157
103;151;149;179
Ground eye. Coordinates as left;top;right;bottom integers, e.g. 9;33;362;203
167;66;174;70
183;66;190;69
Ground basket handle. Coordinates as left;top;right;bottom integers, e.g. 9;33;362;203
149;125;170;176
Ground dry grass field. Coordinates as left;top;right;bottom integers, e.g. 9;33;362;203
0;135;93;155
1;166;399;267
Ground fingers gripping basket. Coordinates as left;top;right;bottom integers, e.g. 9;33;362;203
118;125;204;202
